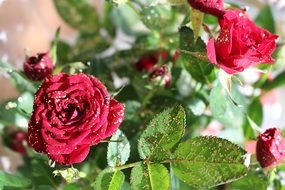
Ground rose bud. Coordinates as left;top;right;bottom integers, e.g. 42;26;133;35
187;0;225;17
149;65;171;87
28;73;125;165
8;131;27;155
207;9;278;74
173;50;181;64
256;128;285;168
23;52;53;81
135;51;169;72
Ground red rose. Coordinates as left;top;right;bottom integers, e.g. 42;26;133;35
256;128;285;168
207;9;278;74
28;73;125;165
187;0;225;17
23;52;53;81
9;131;27;155
135;51;169;72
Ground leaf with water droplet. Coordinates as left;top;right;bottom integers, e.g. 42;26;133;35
138;105;186;161
172;136;250;188
130;162;170;190
107;129;131;167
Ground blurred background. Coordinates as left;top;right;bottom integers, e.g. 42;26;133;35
0;0;285;171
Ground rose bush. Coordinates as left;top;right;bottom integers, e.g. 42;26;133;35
207;9;278;74
1;0;284;189
28;73;125;165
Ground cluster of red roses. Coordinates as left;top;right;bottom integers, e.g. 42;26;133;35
187;0;284;168
12;0;284;168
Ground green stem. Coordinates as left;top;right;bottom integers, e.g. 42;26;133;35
141;89;157;109
115;161;142;171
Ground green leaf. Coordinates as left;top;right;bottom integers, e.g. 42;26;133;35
53;0;99;32
179;26;214;84
0;60;38;93
0;99;29;127
111;4;148;35
130;162;170;190
262;70;285;91
107;130;131;167
138;105;186;161
191;8;204;41
0;171;31;188
17;92;34;114
229;170;268;190
172;136;250;188
255;5;275;33
209;81;245;128
95;169;125;190
124;101;141;121
242;98;263;140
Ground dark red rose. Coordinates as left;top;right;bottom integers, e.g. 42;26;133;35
207;9;278;74
149;65;171;87
9;131;27;155
23;52;53;81
187;0;225;17
28;73;125;165
256;128;285;168
135;51;169;72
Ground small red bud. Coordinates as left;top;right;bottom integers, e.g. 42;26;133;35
9;131;27;155
149;65;171;87
135;51;169;72
23;52;53;81
256;128;285;168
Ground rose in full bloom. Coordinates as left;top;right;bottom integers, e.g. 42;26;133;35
187;0;225;17
207;9;278;74
23;52;53;81
28;73;125;165
256;128;285;168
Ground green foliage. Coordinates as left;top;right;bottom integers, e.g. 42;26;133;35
243;98;263;140
138;105;186;161
209;81;245;128
0;0;281;189
107;130;131;167
130;162;170;190
0;171;31;188
262;70;285;91
172;136;250;188
229;170;268;190
53;0;99;33
95;169;125;190
255;5;275;33
179;26;214;83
